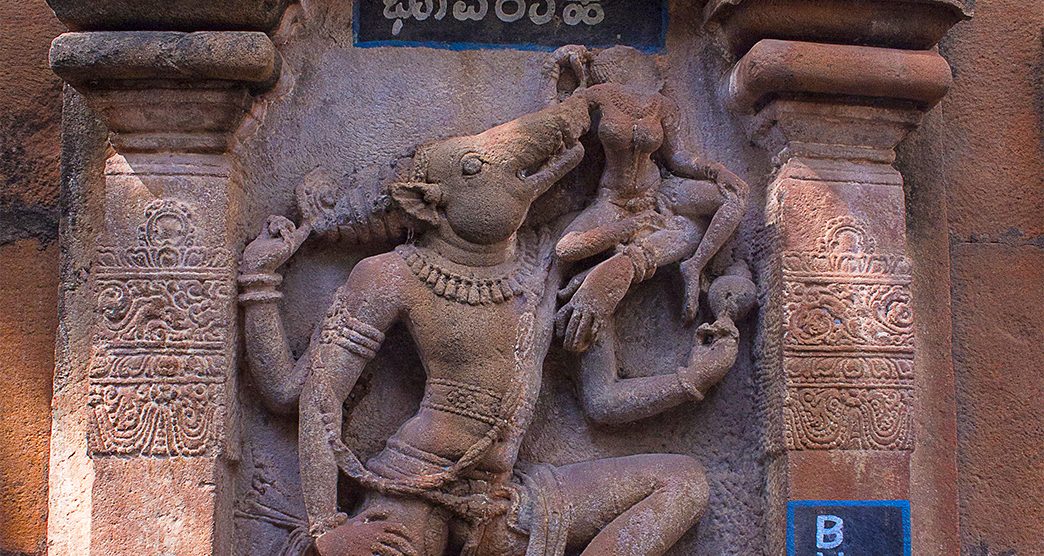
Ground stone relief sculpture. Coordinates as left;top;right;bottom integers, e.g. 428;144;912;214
543;46;754;425
90;200;234;457
239;46;755;556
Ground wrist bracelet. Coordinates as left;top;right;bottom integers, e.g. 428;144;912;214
617;241;657;284
676;372;705;402
238;290;283;304
310;512;348;538
237;272;283;288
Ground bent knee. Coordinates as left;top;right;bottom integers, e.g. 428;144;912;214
659;455;709;510
660;455;707;488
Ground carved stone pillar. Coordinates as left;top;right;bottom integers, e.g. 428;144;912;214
706;1;968;553
45;3;286;554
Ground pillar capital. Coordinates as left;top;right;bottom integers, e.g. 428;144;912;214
705;0;970;56
45;0;292;33
49;30;278;153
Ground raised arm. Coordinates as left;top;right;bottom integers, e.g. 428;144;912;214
239;216;313;414
297;255;404;537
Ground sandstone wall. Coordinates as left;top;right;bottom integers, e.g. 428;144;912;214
898;0;1044;553
0;1;63;554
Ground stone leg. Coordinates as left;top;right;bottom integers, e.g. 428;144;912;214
555;454;709;556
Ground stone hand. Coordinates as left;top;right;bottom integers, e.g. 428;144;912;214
240;215;311;275
546;44;592;89
314;517;419;556
558;266;594;301
556;254;635;353
678;318;739;397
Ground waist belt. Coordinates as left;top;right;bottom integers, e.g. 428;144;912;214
421;378;505;427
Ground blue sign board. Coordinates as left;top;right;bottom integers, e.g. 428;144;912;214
787;500;911;556
354;0;668;52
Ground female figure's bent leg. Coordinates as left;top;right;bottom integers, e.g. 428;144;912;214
556;454;710;556
661;175;748;322
556;200;642;262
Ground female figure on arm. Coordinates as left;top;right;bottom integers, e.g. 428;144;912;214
548;45;756;419
549;44;751;350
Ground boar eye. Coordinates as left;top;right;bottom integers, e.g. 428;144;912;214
461;153;484;176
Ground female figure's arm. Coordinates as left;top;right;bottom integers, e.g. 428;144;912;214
575;265;755;425
577;326;703;426
544;44;592;103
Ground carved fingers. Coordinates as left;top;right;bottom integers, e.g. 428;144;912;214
556;299;604;353
545;44;593;94
371;523;420;556
314;518;419;556
240;215;312;274
678;318;740;396
696;317;739;344
558;266;593;300
556;254;635;352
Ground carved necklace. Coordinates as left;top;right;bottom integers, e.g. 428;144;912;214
395;230;543;306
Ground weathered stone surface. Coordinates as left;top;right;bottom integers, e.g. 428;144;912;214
236;44;758;555
12;0;1034;555
0;1;63;554
901;141;961;556
45;0;292;33
725;40;953;113
950;244;1044;555
896;1;1044;552
0;241;58;556
0;0;63;245
47;86;109;556
50;31;278;84
229;7;771;553
705;0;971;55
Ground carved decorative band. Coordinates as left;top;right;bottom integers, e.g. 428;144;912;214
760;216;915;452
87;200;234;458
783;387;912;450
320;305;386;360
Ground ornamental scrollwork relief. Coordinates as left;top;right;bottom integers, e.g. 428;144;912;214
777;215;914;451
88;199;234;457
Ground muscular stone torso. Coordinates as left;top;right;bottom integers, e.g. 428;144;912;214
360;239;553;481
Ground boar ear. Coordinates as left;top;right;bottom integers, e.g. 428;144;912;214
390;180;442;227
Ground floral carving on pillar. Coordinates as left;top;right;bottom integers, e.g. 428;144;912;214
88;200;235;456
780;217;914;450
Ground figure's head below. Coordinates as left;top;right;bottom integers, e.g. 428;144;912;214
390;98;590;246
590;46;666;92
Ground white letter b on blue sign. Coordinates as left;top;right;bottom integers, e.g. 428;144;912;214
816;515;844;549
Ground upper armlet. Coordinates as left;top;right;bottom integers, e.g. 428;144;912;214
324;253;407;337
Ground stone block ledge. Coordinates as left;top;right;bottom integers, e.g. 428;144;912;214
724;39;954;113
49;31;278;86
